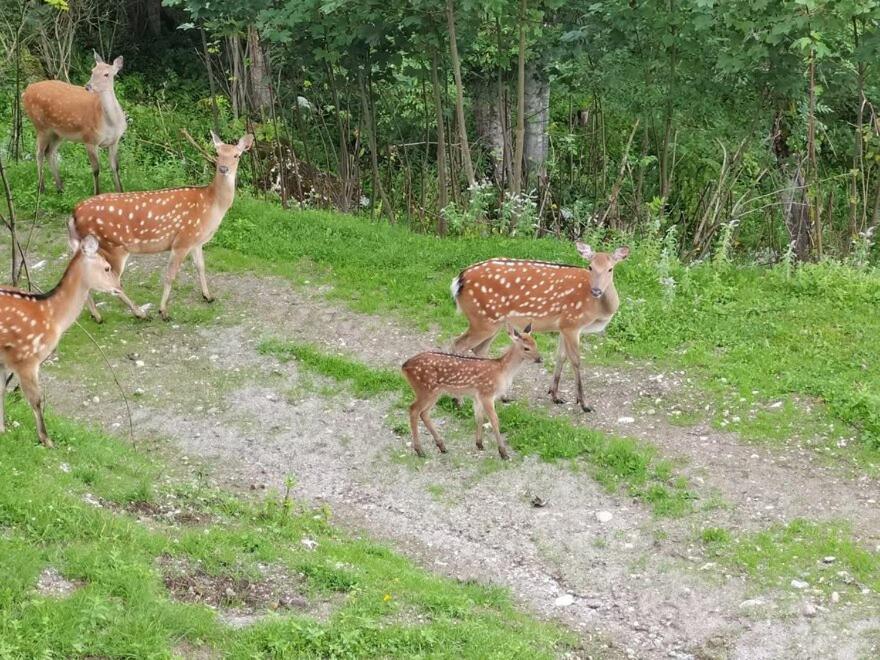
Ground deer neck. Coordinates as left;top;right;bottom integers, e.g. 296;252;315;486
96;86;125;134
207;172;237;212
44;256;92;338
498;344;527;385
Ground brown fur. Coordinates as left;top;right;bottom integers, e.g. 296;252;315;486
402;327;541;459
0;237;120;447
451;243;629;412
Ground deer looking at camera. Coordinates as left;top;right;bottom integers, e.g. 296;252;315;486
22;52;126;195
0;236;122;447
69;132;254;321
402;324;541;460
450;243;629;413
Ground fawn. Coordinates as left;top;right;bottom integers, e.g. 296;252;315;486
69;132;254;321
450;242;629;412
0;236;121;447
23;52;126;195
402;324;541;459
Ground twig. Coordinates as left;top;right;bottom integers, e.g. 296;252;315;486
181;128;216;165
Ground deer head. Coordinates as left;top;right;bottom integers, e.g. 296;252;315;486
85;52;123;93
211;132;254;179
576;242;629;299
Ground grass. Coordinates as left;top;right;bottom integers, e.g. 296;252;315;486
198;198;880;458
701;519;880;598
259;337;694;517
0;398;573;658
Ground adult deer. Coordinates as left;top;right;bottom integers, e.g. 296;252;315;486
450;243;629;413
402;324;541;460
22;52;126;195
69;132;254;321
0;236;122;447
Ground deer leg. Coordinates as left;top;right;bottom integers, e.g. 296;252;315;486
85;143;101;195
35;133;50;194
420;410;447;454
0;367;6;433
480;395;510;460
18;364;51;447
562;329;592;413
473;398;485;450
549;335;568;404
108;142;123;192
191;245;213;302
46;135;64;193
106;251;147;319
159;248;190;321
86;294;103;323
450;325;498;408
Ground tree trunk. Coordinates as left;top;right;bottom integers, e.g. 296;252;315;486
247;26;271;115
470;76;505;184
146;0;161;37
359;73;395;223
523;63;549;184
445;0;476;187
511;0;527;194
772;109;812;261
200;28;220;134
430;52;449;234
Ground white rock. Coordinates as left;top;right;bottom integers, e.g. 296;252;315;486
769;401;783;409
831;591;840;603
596;511;613;523
554;594;575;607
822;556;836;564
801;600;817;617
301;537;318;550
791;579;809;589
739;598;764;609
135;360;145;367
617;416;635;424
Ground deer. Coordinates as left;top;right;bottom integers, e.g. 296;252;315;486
68;132;255;322
22;51;126;195
450;242;629;413
0;236;122;448
402;324;542;460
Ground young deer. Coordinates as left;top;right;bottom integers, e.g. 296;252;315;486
450;243;629;413
402;324;541;460
22;52;126;195
0;236;122;447
69;132;254;321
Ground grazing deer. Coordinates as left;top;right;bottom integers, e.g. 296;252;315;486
0;236;122;447
450;243;629;413
22;51;126;195
402;324;541;459
69;132;254;321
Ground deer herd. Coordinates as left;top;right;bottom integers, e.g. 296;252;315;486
2;52;629;461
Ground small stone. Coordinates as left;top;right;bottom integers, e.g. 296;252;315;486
596;511;613;523
554;594;575;607
801;600;817;617
135;360;145;367
92;396;100;404
822;556;836;564
301;537;318;550
831;591;840;603
617;416;635;424
791;579;809;589
739;598;764;609
225;587;236;598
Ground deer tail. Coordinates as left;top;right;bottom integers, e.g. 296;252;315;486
450;272;464;313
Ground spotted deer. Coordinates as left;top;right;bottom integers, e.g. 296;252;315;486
22;51;126;195
450;243;629;412
0;236;122;447
402;324;541;459
69;132;254;321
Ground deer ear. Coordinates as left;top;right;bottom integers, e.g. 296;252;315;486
112;55;123;72
238;134;255;152
210;131;223;150
613;245;630;261
81;235;100;257
575;241;595;261
93;50;104;64
506;323;520;339
523;322;532;334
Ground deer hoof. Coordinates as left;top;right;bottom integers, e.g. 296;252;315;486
579;402;594;413
500;395;513;404
203;295;215;303
40;436;54;449
499;450;511;461
160;311;171;322
437;444;448;454
551;396;566;405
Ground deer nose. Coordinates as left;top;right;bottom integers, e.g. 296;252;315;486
535;356;543;364
84;83;93;92
218;165;229;175
591;287;603;298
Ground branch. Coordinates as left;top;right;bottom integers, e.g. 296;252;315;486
180;128;216;164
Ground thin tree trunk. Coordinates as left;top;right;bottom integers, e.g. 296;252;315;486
247;26;271;115
328;64;351;212
471;76;505;184
444;1;476;187
430;51;449;234
200;28;220;134
359;73;395;223
524;63;549;182
511;0;527;194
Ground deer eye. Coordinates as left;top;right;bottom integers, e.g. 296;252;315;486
104;266;111;272
104;73;109;77
587;266;592;271
609;267;613;272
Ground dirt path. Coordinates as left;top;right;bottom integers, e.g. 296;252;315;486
41;256;880;659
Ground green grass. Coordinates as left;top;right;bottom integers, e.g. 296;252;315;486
701;519;880;597
259;338;694;517
0;399;573;658
199;198;880;457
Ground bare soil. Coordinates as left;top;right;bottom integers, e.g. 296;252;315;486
38;254;880;659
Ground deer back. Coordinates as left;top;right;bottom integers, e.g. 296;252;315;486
454;259;614;331
402;351;503;395
22;80;102;143
73;186;221;254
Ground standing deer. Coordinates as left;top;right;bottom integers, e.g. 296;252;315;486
0;236;122;447
450;243;629;413
402;324;541;459
69;132;254;321
22;52;126;195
